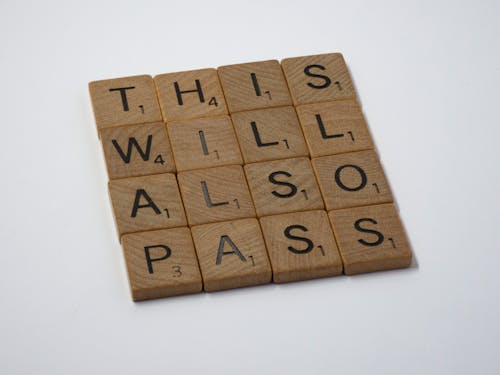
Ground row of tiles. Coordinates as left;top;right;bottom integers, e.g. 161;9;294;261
89;53;356;132
101;101;373;180
123;205;412;301
109;152;393;238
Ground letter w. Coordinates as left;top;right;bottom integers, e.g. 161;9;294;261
112;135;153;163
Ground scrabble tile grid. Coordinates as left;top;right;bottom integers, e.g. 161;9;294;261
89;53;413;301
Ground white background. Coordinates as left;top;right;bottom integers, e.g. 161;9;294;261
1;0;499;374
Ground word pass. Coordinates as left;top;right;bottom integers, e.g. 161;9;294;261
89;53;412;301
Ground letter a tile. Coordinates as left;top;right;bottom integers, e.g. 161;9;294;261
108;173;186;238
191;218;272;292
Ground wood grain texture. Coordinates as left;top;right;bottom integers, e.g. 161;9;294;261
89;75;162;131
191;218;272;292
218;60;292;113
312;150;393;210
108;173;186;238
244;157;323;217
231;106;309;163
281;53;356;105
295;100;373;157
328;204;412;275
122;227;202;301
167;115;242;172
177;165;255;226
154;68;228;122
89;52;414;297
100;122;175;179
260;210;342;283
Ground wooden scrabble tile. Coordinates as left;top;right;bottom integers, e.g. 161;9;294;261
328;203;412;275
177;165;255;226
312;150;393;210
89;75;162;131
218;60;292;113
260;210;343;283
100;122;175;179
295;100;373;157
281;53;356;105
167;116;242;172
191;218;272;292
154;68;228;122
244;157;323;217
122;227;202;301
231;106;309;163
108;173;186;238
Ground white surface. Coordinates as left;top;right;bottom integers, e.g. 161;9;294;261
1;0;499;374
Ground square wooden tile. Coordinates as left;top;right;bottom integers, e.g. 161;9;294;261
231;106;309;163
260;210;343;283
191;218;272;292
100;122;175;179
244;157;323;217
154;68;228;122
218;60;292;113
122;227;202;301
281;53;356;105
328;203;412;275
108;173;186;238
312;150;393;210
167;116;242;172
89;75;162;131
177;165;255;226
295;100;374;157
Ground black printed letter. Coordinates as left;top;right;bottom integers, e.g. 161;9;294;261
268;171;298;198
131;189;162;217
144;245;171;274
174;79;205;105
250;73;262;96
335;164;367;192
315;114;344;139
109;86;135;111
216;235;247;265
284;225;314;254
112;135;153;163
304;65;331;89
201;181;229;207
251;122;279;147
354;218;384;247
